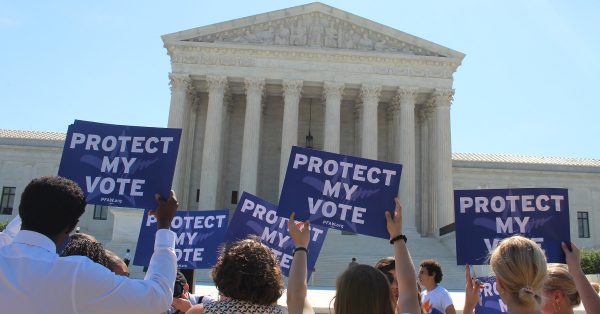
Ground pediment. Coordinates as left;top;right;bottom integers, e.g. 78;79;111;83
162;3;464;59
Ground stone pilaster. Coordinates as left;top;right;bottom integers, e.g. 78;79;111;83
168;73;192;201
360;84;381;159
239;78;265;195
198;75;228;210
323;82;344;153
393;87;419;228
432;89;454;233
279;80;303;193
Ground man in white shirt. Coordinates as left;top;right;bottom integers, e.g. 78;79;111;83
0;176;179;314
418;259;456;314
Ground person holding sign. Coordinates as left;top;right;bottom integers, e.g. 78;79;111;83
186;213;313;314
333;198;420;314
0;176;179;314
540;242;600;314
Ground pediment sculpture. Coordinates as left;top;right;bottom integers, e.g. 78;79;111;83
184;13;442;57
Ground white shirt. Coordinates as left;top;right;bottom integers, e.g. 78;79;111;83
421;285;453;314
0;216;177;314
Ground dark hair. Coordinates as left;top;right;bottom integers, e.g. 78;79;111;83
212;237;284;305
375;257;395;283
19;176;86;238
420;259;443;284
334;264;394;314
60;237;111;270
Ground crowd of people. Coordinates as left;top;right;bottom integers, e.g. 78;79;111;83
1;176;600;314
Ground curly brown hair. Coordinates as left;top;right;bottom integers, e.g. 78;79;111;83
212;237;284;305
420;259;443;284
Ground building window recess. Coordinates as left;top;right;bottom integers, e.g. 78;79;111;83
0;187;16;215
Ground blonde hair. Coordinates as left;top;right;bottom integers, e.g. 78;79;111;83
490;235;547;307
543;264;581;306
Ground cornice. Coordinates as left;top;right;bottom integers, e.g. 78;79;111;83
164;42;461;78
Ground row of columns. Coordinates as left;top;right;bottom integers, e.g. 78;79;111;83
168;73;454;233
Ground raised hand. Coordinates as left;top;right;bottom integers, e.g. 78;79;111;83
288;213;310;248
148;190;179;230
385;197;403;239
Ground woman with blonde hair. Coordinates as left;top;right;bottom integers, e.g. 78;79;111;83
463;235;547;313
540;264;580;314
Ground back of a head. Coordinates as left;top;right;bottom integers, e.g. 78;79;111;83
335;264;394;314
212;237;284;305
19;176;86;238
104;249;129;276
60;237;111;270
490;235;547;307
543;264;581;307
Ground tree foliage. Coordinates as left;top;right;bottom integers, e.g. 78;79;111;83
581;248;600;274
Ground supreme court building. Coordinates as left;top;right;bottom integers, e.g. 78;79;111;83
1;3;599;288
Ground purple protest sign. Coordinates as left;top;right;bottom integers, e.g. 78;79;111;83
58;120;181;209
224;192;327;279
454;188;570;265
475;276;506;314
278;146;402;239
133;209;229;269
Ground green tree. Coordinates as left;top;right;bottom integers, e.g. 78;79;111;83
0;221;7;232
581;248;600;274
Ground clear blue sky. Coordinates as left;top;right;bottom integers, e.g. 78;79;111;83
1;1;599;158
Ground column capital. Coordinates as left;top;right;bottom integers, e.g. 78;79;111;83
282;79;303;98
323;81;345;99
206;75;228;93
396;87;420;100
244;77;266;94
169;73;192;91
360;84;381;102
432;88;454;108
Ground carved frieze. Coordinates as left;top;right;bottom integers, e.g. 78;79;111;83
184;12;442;57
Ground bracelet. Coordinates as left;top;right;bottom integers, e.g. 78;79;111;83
389;234;407;244
293;247;308;256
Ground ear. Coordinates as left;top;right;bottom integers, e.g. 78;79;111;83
184;283;190;291
553;290;564;302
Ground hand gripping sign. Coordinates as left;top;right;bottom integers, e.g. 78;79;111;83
454;188;570;265
278;146;402;239
133;209;229;269
224;192;327;279
58;120;181;209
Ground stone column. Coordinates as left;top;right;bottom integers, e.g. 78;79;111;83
198;76;228;210
323;82;344;153
279;80;303;193
239;78;265;195
418;104;433;235
432;89;455;234
393;87;419;228
167;73;192;201
360;84;381;159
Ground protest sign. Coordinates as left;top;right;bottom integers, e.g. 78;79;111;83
225;192;327;279
133;209;229;269
475;276;507;314
58;120;181;209
278;146;402;239
454;188;570;265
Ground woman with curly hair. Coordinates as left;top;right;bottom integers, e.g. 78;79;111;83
187;213;313;314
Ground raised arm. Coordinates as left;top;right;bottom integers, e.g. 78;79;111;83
462;265;480;314
286;213;314;314
0;215;21;246
75;191;179;313
563;242;600;314
385;198;420;314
